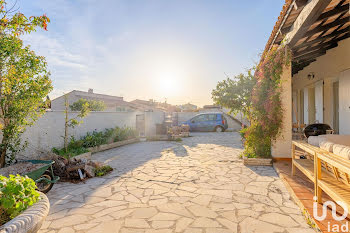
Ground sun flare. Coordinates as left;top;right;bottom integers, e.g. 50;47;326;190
153;71;182;98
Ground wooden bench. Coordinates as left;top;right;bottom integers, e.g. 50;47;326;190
292;140;350;210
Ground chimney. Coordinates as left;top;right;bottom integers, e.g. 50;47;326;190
88;88;93;94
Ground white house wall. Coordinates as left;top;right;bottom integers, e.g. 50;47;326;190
339;69;350;134
11;111;144;159
292;38;350;132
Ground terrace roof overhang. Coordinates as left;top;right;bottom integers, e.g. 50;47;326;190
262;0;350;75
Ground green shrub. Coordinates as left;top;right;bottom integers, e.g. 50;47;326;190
52;146;89;159
241;123;271;158
52;126;137;158
94;165;113;177
80;131;108;148
0;175;40;219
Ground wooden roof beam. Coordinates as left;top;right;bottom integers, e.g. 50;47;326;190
293;32;350;57
301;16;350;39
294;43;338;62
280;3;349;36
285;0;332;47
318;3;349;21
294;26;349;50
294;0;308;10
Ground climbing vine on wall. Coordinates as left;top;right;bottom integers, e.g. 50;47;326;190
242;45;291;158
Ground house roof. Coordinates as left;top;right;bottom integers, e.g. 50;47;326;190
73;90;123;101
262;0;350;74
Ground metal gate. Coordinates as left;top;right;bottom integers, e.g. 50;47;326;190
136;114;145;137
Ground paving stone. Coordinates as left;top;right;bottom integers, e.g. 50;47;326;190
151;220;175;229
125;218;150;228
50;215;88;229
157;203;193;218
286;228;317;233
86;220;123;233
131;207;158;218
191;195;212;206
145;230;173;233
40;132;314;233
191;217;221;228
175;217;194;232
259;213;299;228
109;209;134;219
57;227;74;233
245;185;268;196
93;205;127;218
187;205;218;218
240;217;284;233
73;223;98;231
205;228;233;233
150;213;182;221
217;218;238;232
184;229;202;233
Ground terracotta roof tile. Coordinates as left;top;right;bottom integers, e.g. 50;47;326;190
262;0;293;58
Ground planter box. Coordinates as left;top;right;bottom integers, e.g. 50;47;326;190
88;138;140;154
243;157;272;166
0;193;49;233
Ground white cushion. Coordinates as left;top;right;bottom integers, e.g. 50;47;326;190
319;135;350;147
308;136;320;147
319;141;335;152
333;144;350;160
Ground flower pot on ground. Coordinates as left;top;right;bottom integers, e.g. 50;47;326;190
0;175;49;233
243;156;272;166
0;193;50;233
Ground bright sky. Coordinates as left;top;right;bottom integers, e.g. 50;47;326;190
19;0;284;107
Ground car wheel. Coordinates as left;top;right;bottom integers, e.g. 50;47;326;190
215;126;224;132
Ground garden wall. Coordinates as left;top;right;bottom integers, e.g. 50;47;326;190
15;110;145;159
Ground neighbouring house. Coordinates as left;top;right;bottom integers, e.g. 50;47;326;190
260;0;349;158
179;103;198;112
130;99;180;112
51;89;140;112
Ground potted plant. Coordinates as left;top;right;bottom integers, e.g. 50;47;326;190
0;175;50;233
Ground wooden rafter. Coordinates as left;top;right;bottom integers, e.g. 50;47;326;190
285;0;333;47
293;25;349;50
301;16;349;38
317;3;349;21
293;32;349;57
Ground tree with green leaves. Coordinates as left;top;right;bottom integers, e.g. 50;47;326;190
64;95;90;152
212;68;256;125
0;1;51;167
70;98;106;112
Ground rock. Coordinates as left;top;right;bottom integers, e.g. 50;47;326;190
84;165;95;178
89;160;103;168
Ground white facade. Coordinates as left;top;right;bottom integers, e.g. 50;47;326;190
292;38;350;134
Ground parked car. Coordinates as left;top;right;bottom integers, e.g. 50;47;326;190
182;113;228;132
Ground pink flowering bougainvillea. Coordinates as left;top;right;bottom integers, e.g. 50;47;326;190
242;45;291;158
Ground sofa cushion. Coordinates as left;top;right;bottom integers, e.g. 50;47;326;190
319;141;335;152
333;144;350;160
319;134;350;147
308;136;320;147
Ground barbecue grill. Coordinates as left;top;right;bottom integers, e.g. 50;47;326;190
303;123;332;138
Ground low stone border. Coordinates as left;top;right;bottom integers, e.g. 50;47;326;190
0;193;50;233
73;151;92;161
88;138;140;154
243;157;272;166
273;164;320;232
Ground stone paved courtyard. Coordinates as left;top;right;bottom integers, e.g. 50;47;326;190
39;132;316;233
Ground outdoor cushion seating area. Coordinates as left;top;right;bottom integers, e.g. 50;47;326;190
292;136;350;212
308;135;350;160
